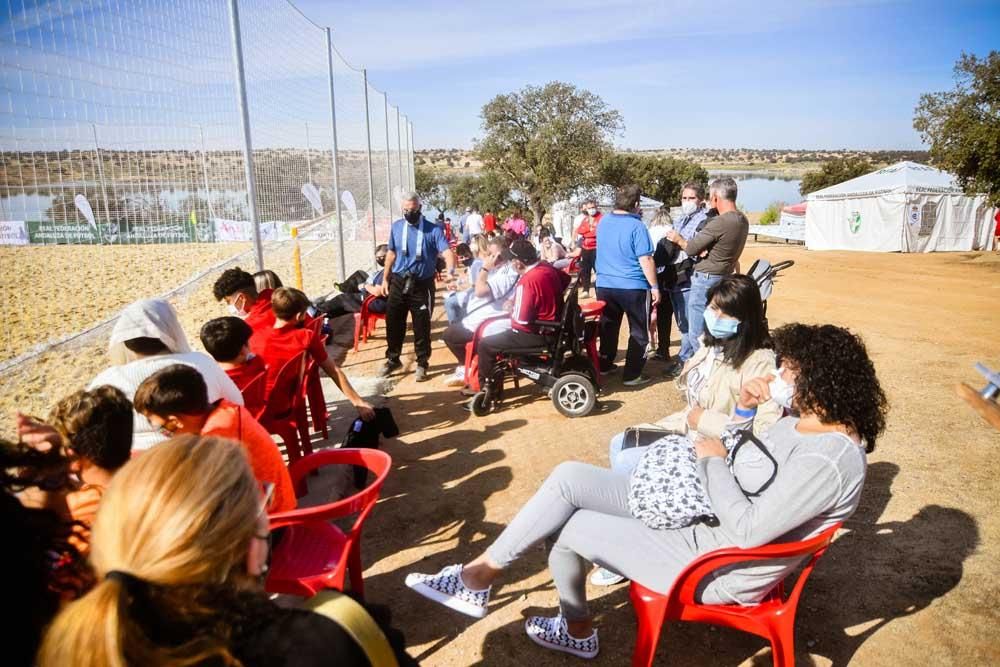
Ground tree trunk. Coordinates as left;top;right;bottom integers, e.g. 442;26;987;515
529;200;545;225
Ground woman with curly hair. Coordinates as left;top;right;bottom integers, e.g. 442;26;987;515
405;323;887;660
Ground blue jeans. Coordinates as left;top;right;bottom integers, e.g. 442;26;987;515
444;292;464;324
685;271;723;360
669;281;693;361
607;432;647;475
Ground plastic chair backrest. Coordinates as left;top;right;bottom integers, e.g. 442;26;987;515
670;522;842;608
269;448;392;532
238;370;268;418
263;352;306;418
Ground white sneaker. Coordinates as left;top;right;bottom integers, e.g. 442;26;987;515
405;564;491;618
444;367;466;387
589;567;627;586
524;615;599;659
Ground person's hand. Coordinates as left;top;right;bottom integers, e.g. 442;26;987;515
738;375;775;410
665;228;680;243
695;437;727;459
355;401;376;422
686;405;704;429
16;413;61;452
502;298;514;313
650;287;661;306
376;282;389;298
483;250;499;271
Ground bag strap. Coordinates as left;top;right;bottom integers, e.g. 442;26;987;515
463;272;520;318
305;590;399;667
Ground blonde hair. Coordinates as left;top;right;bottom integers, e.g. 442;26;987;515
271;286;311;321
38;436;260;667
474;234;490;257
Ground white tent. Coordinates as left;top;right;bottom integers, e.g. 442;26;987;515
805;161;996;252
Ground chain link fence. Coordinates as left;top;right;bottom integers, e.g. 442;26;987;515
0;0;414;422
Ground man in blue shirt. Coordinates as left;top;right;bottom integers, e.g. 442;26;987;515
378;192;455;381
595;184;661;386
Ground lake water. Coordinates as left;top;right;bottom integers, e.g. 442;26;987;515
708;170;803;212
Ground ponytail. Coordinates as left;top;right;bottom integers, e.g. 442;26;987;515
38;578;124;667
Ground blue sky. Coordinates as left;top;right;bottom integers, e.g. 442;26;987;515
299;0;1000;150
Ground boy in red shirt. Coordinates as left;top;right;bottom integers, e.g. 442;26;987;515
200;316;266;387
475;240;570;391
212;267;277;354
258;287;375;421
133;364;297;513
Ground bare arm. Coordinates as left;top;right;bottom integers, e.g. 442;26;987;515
638;254;661;305
378;249;396;296
441;248;456;274
320;357;375;420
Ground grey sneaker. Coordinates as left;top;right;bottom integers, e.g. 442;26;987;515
415;365;429;382
405;564;491;618
524;615;599;659
623;375;652;387
589;567;627;586
378;359;402;378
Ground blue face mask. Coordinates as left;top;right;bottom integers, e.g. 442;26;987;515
704;307;740;339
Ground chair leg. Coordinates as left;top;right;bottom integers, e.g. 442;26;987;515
767;614;797;667
630;587;669;667
353;313;362;352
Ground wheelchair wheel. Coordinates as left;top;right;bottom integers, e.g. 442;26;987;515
471;390;494;416
551;374;596;418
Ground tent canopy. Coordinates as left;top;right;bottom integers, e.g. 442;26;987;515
807;161;963;201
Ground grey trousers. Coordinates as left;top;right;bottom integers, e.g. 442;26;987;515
487;461;710;621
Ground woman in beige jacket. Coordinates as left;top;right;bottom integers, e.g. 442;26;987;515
608;274;782;473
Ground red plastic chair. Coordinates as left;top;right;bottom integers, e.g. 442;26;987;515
565;255;581;275
353;294;387;351
258;352;308;464
580;299;605;386
305;332;330;440
266;448;392;599
630;522;843;667
235;369;267;420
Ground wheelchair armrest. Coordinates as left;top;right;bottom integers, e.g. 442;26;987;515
532;320;561;330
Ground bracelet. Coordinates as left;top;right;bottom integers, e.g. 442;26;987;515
734;405;757;418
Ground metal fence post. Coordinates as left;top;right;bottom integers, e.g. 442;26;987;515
383;95;393;212
91;123;109;244
362;68;377;252
304;121;313;186
227;0;264;271
409;120;415;190
396;107;404;195
325;28;346;281
198;125;214;241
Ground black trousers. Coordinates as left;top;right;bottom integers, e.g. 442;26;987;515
442;322;475;364
385;275;436;367
654;289;674;356
314;292;363;319
477;329;550;386
579;248;596;291
597;287;650;381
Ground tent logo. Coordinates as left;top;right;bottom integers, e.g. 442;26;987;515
847;211;862;234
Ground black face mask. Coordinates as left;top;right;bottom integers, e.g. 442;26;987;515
375;256;386;267
403;208;422;224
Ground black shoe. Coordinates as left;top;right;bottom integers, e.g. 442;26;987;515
378;359;402;377
663;360;683;378
415;366;429;382
600;361;619;374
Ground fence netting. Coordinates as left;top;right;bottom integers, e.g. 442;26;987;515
0;0;415;424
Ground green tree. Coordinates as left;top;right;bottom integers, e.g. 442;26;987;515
599;153;707;205
414;165;455;216
914;51;1000;205
799;157;873;196
475;81;623;223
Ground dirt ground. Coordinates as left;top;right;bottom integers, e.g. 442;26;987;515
345;244;1000;666
3;242;999;664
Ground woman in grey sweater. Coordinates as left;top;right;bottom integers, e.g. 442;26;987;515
405;323;888;659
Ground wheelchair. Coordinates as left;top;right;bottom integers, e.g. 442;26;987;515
468;280;603;418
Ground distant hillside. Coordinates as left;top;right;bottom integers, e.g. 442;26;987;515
416;147;930;177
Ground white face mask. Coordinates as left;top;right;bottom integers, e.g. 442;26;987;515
768;367;796;410
587;207;598;216
681;201;698;216
227;296;248;319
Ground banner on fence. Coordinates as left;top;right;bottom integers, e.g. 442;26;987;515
0;221;30;245
213;218;294;242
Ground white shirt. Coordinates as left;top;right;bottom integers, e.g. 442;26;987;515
465;213;484;236
89;351;244;450
462;263;519;331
